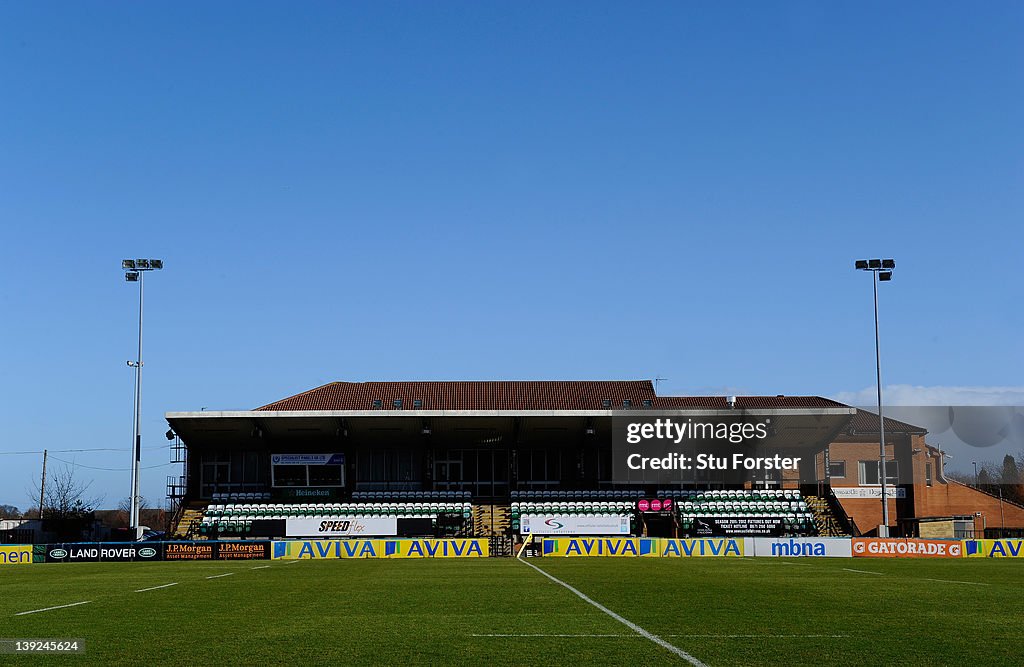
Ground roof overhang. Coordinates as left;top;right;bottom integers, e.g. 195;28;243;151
166;407;856;449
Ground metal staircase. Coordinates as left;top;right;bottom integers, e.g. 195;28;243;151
806;495;851;537
472;504;510;537
173;503;207;539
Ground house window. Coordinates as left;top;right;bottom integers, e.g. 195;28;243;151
828;461;846;478
859;460;898;486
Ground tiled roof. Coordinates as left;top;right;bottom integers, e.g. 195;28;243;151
845;409;927;434
653;396;846;409
256;381;846;412
256;380;659;411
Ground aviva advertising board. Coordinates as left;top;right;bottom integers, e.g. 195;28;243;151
541;538;745;557
272;539;488;560
964;540;1024;558
541;538;659;557
659;538;744;557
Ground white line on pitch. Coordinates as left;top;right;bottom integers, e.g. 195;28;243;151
843;568;884;575
15;601;92;616
135;582;179;592
471;633;850;639
251;565;271;570
286;559;304;564
517;558;707;667
922;578;990;586
206;572;235;579
668;634;851;639
472;634;631;638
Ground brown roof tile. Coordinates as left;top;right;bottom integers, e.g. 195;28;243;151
256;381;845;412
846;409;927;434
653;396;846;409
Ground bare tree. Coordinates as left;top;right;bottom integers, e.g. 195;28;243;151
0;504;20;519
944;469;974;486
29;464;104;521
116;495;149;527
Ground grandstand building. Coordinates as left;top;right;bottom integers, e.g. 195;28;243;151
165;380;1024;541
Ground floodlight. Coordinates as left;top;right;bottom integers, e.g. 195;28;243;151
123;259;136;269
151;259;164;269
125;272;139;282
136;259;150;269
852;255;898;537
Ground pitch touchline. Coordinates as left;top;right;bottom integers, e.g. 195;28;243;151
843;568;884;575
516;558;707;667
206;572;235;579
472;633;850;639
252;565;271;569
15;601;92;616
136;582;179;592
473;634;628;638
922;578;990;586
670;634;850;639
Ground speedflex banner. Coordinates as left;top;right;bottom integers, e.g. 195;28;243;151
852;538;962;558
286;517;398;538
272;539;488;560
0;545;32;565
520;515;630;536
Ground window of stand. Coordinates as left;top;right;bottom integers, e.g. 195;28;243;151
859;460;899;486
271;461;345;488
199;451;268;498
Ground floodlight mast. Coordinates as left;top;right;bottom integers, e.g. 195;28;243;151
123;258;163;540
855;258;895;537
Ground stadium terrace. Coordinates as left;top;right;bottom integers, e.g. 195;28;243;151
161;380;1024;547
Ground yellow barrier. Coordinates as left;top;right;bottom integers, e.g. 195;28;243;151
0;545;32;565
271;539;490;560
660;538;744;557
541;537;659;557
274;540;383;560
383;539;488;558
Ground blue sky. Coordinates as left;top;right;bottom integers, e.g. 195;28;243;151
1;2;1021;509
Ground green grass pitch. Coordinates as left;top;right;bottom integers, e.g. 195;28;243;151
1;557;1020;665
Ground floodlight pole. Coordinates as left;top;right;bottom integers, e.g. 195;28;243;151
871;269;890;537
856;259;894;538
130;270;145;539
123;259;162;540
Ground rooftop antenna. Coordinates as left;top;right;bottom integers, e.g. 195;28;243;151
654;377;667;394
